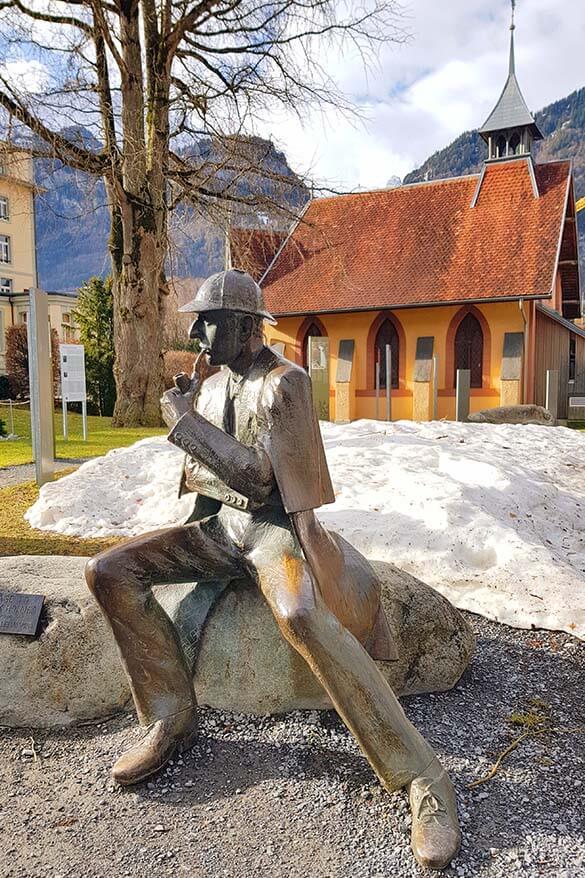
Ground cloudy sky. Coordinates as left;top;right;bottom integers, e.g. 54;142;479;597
1;0;583;193
258;0;585;191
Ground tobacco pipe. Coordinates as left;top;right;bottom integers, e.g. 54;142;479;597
173;350;210;394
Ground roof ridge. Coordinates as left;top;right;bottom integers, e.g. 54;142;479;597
533;157;572;170
312;172;480;204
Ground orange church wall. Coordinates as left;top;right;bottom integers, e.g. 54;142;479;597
267;300;525;421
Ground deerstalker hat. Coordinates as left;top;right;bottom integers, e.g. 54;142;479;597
178;268;277;325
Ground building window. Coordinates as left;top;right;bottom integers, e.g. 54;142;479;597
19;311;27;324
0;196;8;221
0;235;10;263
61;312;74;342
569;336;576;382
454;313;484;388
0;277;11;295
302;321;326;370
374;319;399;389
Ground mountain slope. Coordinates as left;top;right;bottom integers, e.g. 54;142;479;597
34;135;308;291
403;87;585;276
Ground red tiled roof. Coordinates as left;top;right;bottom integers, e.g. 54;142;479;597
261;159;572;315
229;227;286;282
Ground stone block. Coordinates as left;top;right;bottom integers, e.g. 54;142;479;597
0;556;475;728
468;404;554;425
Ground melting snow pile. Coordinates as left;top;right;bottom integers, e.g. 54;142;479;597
25;420;585;639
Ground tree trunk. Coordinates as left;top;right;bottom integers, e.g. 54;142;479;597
109;2;166;427
110;193;165;427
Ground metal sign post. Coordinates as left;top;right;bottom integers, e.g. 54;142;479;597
60;344;88;441
385;344;392;422
433;354;439;420
27;288;56;486
545;369;559;421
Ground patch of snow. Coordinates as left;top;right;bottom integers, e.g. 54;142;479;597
26;437;193;536
25;420;585;639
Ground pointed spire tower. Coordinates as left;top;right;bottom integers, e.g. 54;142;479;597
479;1;543;160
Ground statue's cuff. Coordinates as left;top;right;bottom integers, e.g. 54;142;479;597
167;411;205;458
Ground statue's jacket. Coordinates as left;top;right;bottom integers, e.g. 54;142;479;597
170;345;396;661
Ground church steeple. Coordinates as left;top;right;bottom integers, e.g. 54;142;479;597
508;0;516;75
479;1;543;160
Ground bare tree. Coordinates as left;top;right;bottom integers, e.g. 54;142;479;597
0;0;404;425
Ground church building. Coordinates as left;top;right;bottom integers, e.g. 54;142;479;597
231;17;583;423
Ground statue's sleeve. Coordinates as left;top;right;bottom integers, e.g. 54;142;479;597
260;365;335;514
168;412;275;507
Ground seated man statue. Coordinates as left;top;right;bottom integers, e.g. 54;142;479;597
86;268;461;870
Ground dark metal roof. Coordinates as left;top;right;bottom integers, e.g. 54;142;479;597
479;29;543;141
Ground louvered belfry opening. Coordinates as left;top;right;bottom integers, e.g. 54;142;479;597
375;319;399;389
454;313;484;388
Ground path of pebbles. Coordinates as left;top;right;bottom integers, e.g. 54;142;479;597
1;614;583;878
0;459;84;488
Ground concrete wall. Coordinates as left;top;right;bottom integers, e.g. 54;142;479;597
267;300;525;421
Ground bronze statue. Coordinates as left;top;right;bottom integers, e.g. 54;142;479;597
85;269;461;871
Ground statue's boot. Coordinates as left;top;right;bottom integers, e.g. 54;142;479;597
112;708;198;786
409;765;461;871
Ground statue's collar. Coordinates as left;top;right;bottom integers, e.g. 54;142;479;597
227;345;268;385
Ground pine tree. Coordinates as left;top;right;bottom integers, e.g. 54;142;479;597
73;277;116;417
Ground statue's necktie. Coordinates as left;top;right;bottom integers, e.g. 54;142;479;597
223;375;241;437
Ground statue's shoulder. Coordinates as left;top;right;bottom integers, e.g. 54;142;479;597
259;350;312;414
263;348;309;387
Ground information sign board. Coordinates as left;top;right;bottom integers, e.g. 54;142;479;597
60;344;87;402
59;344;88;440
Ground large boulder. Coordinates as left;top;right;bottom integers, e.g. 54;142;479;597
468;404;555;425
0;556;475;728
0;556;129;728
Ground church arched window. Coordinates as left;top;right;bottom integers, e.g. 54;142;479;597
374;319;399;389
454;313;484;388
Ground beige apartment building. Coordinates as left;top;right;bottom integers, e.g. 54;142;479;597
0;141;78;377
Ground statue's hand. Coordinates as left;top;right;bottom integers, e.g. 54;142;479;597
161;372;200;429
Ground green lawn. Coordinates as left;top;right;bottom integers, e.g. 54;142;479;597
0;476;121;556
0;404;164;468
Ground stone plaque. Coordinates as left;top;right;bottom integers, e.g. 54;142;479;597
501;332;524;381
413;336;434;383
335;340;355;384
0;592;44;636
308;336;330;421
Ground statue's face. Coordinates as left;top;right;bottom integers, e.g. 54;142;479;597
188;309;252;366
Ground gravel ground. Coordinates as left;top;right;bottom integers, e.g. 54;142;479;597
0;460;84;488
1;613;584;878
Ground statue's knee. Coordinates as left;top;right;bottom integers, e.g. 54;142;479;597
85;552;122;598
278;603;315;642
